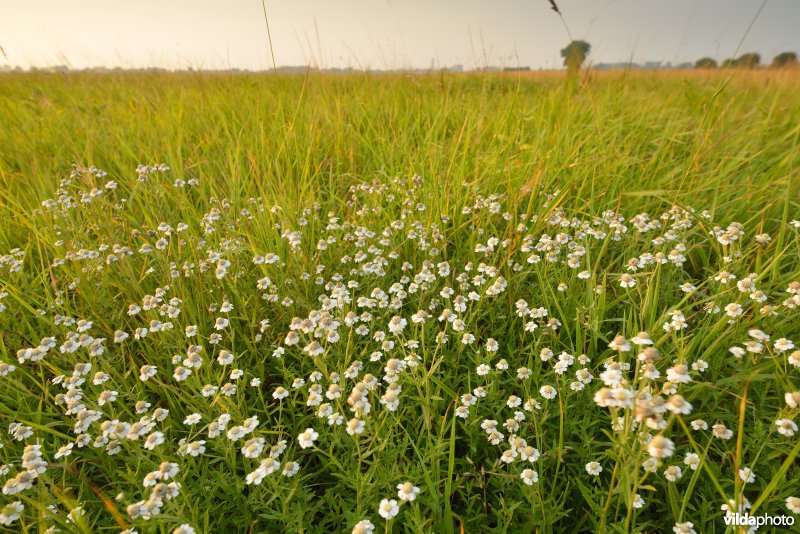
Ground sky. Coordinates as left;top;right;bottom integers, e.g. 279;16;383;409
1;0;798;70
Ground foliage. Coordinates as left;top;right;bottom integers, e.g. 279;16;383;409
772;52;798;68
560;40;591;72
722;53;761;69
694;57;717;69
0;70;799;533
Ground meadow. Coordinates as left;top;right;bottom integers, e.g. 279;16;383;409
0;69;799;533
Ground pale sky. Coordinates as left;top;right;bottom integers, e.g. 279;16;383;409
1;0;798;70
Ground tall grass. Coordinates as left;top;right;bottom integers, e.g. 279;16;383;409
1;70;797;220
0;69;798;532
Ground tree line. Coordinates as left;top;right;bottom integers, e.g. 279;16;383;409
695;52;798;69
560;41;798;72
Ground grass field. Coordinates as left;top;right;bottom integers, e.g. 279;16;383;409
1;69;799;533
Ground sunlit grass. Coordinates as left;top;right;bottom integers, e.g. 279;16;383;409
0;69;798;533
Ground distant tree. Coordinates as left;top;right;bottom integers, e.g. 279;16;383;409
694;57;718;69
560;40;591;74
721;53;761;69
735;53;761;68
772;51;798;68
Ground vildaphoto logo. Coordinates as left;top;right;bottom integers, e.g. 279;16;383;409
723;512;795;528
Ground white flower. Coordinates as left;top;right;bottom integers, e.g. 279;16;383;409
691;419;708;431
680;283;696;293
396;482;420;502
729;346;745;358
539;385;557;399
246;466;267;485
585;461;602;476
738;467;755;483
665;394;692;415
297;428;318;449
787;496;800;514
388;316;407;335
139;365;158;381
666;364;691;384
776;418;798;437
673;522;696;534
642;457;659;473
114;330;129;343
647;435;675;458
0;501;23;526
712;423;733;440
352;519;376;534
664;465;682;482
55;443;74;459
347;418;365;435
520;468;538;485
183;440;206;457
143;431;165;450
217;350;234;365
631;332;653;345
723;303;742;318
277;461;297;477
173;366;191;381
684;453;700;471
378;498;399;520
500;449;517;463
181;413;201;425
506;395;522;408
